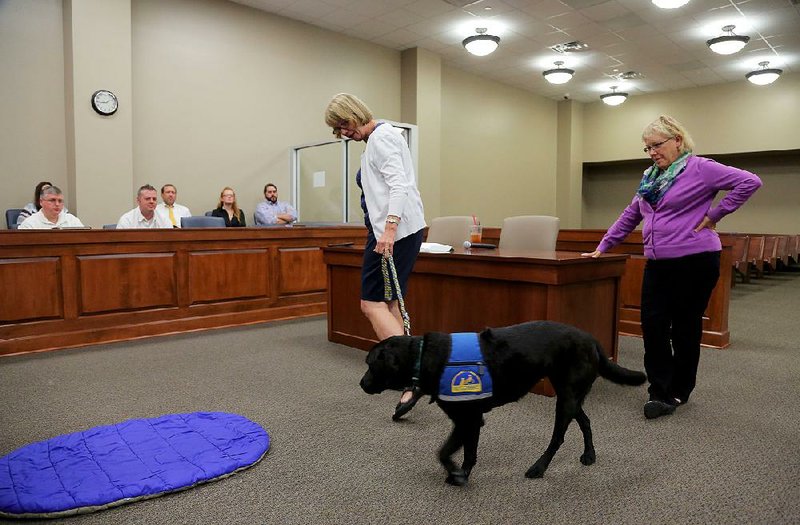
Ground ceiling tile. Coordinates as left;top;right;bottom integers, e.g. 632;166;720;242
229;0;800;101
579;0;631;23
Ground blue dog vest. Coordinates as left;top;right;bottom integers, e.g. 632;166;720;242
438;332;493;401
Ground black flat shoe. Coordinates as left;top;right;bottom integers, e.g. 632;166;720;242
644;399;676;419
392;386;423;421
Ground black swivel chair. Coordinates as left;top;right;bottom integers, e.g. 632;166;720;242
204;211;214;217
102;224;117;229
6;208;25;229
181;216;226;228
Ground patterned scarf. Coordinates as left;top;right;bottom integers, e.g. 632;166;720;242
637;151;691;205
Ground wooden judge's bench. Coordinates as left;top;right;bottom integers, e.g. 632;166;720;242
0;226;367;356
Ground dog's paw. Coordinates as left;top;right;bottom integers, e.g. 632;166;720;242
445;470;468;486
525;464;546;479
580;450;596;466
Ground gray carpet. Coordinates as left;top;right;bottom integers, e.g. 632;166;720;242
1;272;799;524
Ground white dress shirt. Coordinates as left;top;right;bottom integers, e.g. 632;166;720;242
117;207;172;229
156;202;192;228
18;210;85;229
360;123;426;240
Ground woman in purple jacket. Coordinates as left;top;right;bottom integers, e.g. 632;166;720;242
583;115;761;419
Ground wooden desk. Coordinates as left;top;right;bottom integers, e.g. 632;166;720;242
0;226;367;356
324;246;628;361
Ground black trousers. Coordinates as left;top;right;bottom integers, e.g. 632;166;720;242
640;251;720;402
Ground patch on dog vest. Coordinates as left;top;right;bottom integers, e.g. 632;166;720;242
438;333;493;401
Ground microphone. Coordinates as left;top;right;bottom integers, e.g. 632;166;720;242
463;241;497;249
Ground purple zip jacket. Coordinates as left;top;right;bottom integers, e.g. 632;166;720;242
597;156;762;260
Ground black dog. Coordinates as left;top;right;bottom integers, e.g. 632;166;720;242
360;321;646;485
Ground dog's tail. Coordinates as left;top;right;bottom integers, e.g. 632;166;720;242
596;344;647;386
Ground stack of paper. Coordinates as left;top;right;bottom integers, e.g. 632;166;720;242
420;242;454;254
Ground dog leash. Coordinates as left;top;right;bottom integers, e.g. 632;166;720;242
383;252;426;398
381;253;411;336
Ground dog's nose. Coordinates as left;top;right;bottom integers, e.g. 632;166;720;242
359;376;375;394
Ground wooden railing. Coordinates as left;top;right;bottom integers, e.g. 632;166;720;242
0;226;367;356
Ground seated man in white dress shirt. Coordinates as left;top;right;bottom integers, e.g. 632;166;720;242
155;184;191;228
117;184;172;229
19;186;85;229
254;183;297;225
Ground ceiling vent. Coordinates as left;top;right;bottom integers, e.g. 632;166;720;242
442;0;486;7
619;71;645;80
549;41;589;53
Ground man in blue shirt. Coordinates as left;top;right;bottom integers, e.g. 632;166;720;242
254;183;297;225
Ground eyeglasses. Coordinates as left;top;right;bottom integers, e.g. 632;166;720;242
332;121;356;137
42;198;64;204
643;137;674;153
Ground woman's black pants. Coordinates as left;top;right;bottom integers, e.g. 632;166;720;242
640;251;720;403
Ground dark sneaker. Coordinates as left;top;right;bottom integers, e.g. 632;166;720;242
644;399;676;419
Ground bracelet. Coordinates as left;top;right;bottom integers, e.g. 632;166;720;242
386;216;400;225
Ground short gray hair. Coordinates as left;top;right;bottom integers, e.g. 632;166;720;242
40;185;63;198
642;115;695;154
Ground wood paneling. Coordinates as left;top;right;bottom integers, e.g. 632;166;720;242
78;254;177;314
325;247;626;360
0;257;63;322
0;226;367;356
325;247;628;397
278;247;326;295
189;250;269;304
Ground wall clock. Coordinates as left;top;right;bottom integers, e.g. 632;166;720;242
91;90;118;116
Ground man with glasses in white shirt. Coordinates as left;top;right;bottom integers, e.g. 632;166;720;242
18;186;85;229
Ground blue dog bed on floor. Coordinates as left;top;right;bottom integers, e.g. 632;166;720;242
0;412;270;519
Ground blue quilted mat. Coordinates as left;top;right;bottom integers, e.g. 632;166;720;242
0;412;270;519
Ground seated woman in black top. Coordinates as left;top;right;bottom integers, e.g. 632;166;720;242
211;187;246;227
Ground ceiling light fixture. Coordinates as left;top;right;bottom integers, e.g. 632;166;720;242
600;86;628;106
542;61;575;84
652;0;690;8
707;25;750;55
746;61;783;85
462;28;500;57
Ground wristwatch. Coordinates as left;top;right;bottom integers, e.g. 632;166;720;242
386;216;400;225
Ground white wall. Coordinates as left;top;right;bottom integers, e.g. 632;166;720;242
581;74;800;234
0;0;68;215
440;66;558;227
131;0;401;221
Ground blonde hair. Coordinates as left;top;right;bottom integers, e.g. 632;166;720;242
217;187;242;221
324;93;373;138
642;115;695;154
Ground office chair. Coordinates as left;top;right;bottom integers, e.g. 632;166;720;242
498;215;560;251
102;224;117;229
426;216;473;247
6;208;25;229
181;216;226;228
204;211;214;217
